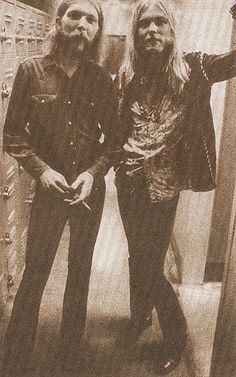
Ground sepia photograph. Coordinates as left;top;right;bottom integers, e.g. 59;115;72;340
0;0;236;376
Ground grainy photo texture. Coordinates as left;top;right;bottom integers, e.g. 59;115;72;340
0;1;236;377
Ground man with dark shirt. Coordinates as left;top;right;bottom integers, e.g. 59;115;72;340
1;0;119;375
115;0;236;374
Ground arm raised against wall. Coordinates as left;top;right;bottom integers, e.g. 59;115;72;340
199;4;236;83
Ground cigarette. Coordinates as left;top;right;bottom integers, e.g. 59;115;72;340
64;196;91;211
82;200;91;211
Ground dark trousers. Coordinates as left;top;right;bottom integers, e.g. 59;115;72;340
116;170;187;347
1;182;105;376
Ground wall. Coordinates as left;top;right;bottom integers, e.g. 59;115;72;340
210;179;236;377
172;0;233;284
207;19;236;267
16;0;53;13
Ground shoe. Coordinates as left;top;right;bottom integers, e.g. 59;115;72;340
154;352;181;375
115;315;152;349
140;338;185;375
154;340;185;375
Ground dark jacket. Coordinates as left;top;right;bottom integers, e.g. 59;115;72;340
120;50;236;192
3;54;120;183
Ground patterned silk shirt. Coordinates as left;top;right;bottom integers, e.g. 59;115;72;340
123;94;186;202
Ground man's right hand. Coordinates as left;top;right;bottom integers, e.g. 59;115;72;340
39;168;71;194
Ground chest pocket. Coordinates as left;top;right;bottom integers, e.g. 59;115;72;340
31;94;58;130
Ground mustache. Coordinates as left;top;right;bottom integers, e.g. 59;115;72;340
69;33;87;42
146;36;162;42
56;31;89;45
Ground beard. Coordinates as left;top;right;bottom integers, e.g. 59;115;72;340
55;31;93;57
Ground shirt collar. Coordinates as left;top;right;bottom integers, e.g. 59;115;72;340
44;52;93;72
44;53;60;71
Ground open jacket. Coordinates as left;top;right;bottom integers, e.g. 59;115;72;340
119;50;236;192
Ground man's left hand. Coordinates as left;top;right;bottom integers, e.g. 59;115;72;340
65;172;94;206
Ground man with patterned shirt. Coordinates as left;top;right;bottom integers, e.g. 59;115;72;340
1;0;119;375
115;0;236;374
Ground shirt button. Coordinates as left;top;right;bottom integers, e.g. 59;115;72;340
70;141;74;145
69;121;72;125
72;161;76;165
68;101;71;105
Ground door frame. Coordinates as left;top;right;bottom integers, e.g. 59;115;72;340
210;179;236;377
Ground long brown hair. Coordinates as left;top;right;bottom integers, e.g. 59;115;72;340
120;0;190;94
44;0;104;63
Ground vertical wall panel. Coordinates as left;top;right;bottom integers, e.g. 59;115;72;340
210;181;236;377
206;19;236;268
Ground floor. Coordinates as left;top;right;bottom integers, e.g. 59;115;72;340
0;178;221;377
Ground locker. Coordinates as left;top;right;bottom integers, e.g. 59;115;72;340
16;7;49;266
18;167;33;272
1;55;17;123
0;0;50;303
36;11;47;54
0;0;15;55
1;152;20;290
15;2;28;62
26;7;37;56
45;20;50;35
0;145;8;301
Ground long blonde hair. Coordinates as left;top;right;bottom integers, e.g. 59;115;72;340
44;0;104;63
121;0;190;94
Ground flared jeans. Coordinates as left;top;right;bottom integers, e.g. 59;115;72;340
1;181;105;376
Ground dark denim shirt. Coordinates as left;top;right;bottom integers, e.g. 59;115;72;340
3;54;120;183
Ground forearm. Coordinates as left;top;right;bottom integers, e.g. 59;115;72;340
3;113;49;180
202;50;236;83
87;147;122;178
3;62;49;180
202;5;236;82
